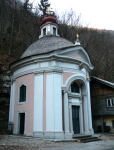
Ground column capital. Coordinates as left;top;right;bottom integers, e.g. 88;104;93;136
87;77;90;82
11;79;15;85
63;90;68;94
34;70;44;76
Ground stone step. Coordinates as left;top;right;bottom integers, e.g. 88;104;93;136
72;134;91;138
81;138;98;143
77;136;98;142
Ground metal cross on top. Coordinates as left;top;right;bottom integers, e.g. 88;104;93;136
47;7;51;14
46;6;53;16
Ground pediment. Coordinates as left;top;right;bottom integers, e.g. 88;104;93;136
55;46;93;69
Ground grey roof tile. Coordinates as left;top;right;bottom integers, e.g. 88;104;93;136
21;35;75;58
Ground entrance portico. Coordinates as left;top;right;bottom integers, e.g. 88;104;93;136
62;75;94;138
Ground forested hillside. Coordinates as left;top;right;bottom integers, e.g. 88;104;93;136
0;0;114;95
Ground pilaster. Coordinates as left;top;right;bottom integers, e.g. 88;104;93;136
45;70;64;138
33;72;44;137
8;80;15;131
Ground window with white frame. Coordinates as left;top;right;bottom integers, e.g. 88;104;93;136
71;82;80;93
19;84;27;103
107;98;114;107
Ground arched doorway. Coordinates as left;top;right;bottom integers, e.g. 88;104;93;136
62;75;90;135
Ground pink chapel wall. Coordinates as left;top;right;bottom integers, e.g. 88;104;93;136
13;73;34;135
71;54;83;60
63;72;76;85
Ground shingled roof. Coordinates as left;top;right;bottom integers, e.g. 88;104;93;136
21;35;75;59
91;76;114;88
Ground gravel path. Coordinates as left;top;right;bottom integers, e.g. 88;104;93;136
0;134;114;150
0;135;81;150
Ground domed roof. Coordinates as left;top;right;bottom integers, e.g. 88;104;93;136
21;36;75;59
41;16;57;25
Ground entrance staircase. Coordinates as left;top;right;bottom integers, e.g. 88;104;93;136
72;134;99;143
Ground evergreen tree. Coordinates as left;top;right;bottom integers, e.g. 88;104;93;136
38;0;50;17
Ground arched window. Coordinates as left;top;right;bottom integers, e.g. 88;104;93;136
71;82;79;93
53;27;56;35
19;85;26;102
43;28;46;36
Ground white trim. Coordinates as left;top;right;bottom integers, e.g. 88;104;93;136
12;67;87;81
33;73;43;131
16;111;27;135
9;81;15;123
10;53;92;74
18;83;28;104
9;84;13;122
87;80;94;134
63;74;87;95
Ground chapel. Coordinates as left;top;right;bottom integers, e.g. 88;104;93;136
8;15;94;139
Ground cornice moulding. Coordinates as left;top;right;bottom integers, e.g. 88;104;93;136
10;54;92;73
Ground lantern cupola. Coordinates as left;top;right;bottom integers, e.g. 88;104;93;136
39;16;59;39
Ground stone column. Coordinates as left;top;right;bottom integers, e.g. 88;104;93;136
63;91;69;133
63;91;72;139
83;95;90;134
80;102;84;134
87;78;94;135
8;80;15;132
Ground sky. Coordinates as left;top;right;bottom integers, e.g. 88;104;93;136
27;0;114;30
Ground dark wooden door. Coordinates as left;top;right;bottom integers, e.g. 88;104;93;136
72;106;80;134
20;113;25;134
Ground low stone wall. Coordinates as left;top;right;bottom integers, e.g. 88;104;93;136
0;95;10;133
0;119;8;133
92;115;114;133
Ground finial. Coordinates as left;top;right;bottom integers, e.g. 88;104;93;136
77;34;79;39
75;34;81;46
46;6;54;16
47;6;51;15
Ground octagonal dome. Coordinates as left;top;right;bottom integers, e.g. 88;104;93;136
21;35;75;59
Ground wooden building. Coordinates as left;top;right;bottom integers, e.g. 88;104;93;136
90;76;114;133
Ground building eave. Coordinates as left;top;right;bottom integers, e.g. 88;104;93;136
91;76;114;88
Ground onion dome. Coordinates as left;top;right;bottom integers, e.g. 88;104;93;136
41;16;57;25
39;16;59;39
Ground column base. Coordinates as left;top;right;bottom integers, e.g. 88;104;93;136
8;122;14;134
32;131;44;138
44;131;64;139
33;131;73;139
90;128;94;135
84;130;91;135
64;132;72;139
